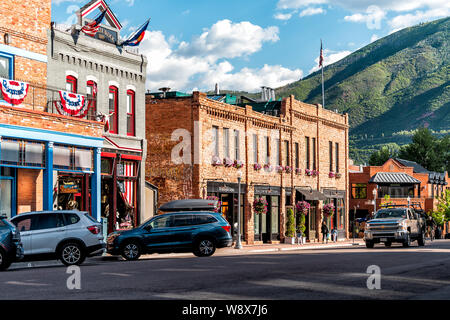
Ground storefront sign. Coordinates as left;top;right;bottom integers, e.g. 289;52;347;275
60;181;81;194
207;182;246;194
254;185;281;196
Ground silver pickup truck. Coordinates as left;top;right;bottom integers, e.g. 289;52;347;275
364;207;426;248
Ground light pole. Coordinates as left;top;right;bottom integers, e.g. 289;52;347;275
235;170;243;249
353;204;359;245
407;196;411;209
372;188;377;217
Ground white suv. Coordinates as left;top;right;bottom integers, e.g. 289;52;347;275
10;211;105;266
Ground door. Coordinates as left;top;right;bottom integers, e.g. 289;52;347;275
0;177;14;219
31;213;67;255
170;214;197;248
142;215;174;251
260;196;270;243
270;196;280;241
307;204;317;241
11;215;38;255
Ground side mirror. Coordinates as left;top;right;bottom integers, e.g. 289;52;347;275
144;225;153;232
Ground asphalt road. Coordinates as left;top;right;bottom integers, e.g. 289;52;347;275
1;240;450;300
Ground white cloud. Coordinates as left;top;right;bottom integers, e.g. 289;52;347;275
139;21;302;92
274;12;293;20
344;5;386;29
388;8;450;32
299;7;325;17
309;49;352;74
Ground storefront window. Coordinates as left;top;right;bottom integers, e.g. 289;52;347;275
53;145;72;170
0;139;19;164
101;158;113;175
352;184;367;199
75;148;93;171
271;196;279;235
24;142;44;167
337;199;345;230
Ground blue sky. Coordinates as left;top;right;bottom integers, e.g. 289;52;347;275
52;0;449;93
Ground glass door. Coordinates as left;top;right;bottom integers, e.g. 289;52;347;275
0;177;15;219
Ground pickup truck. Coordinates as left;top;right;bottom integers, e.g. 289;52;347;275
0;215;24;270
364;207;426;248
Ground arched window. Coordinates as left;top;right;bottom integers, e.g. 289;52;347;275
66;75;77;93
108;86;118;134
126;90;135;136
87;80;97;119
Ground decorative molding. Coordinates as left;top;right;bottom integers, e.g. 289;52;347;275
0;44;47;63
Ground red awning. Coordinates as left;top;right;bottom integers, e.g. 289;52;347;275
101;152;117;158
121;154;142;161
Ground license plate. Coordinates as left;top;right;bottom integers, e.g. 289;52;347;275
381;238;388;242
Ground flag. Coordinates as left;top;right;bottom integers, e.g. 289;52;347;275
319;40;324;68
81;10;107;37
120;19;150;47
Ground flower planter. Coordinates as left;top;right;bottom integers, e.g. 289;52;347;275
284;237;296;245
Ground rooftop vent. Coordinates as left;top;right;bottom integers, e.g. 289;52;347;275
215;83;220;95
261;86;275;102
158;87;171;98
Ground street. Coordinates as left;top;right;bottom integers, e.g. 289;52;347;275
1;240;450;300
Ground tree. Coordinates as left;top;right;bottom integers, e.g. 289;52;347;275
440;135;450;173
369;146;397;166
436;189;450;222
285;208;296;238
398;128;442;172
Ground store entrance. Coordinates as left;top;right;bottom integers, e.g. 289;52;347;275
0;176;14;219
57;173;90;212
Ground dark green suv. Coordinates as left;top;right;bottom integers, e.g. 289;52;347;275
0;215;24;271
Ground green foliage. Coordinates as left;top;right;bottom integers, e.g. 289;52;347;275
285;208;296;237
297;213;306;234
436;190;450;223
369;145;398;166
432;211;446;226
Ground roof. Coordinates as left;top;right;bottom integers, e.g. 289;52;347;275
148;91;192;99
395;158;429;173
237;101;282;116
78;0;122;30
207;94;237;105
369;172;421;184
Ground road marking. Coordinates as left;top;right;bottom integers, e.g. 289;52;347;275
6;281;49;287
101;273;132;277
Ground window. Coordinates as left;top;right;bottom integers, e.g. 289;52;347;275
275;139;280;165
172;215;194;227
223;128;230;158
352;184;367;199
253;134;258;164
150;216;172;229
64;214;80;225
335;143;340;173
295;143;299;169
329;141;333;172
127;90;136;136
234;130;240;160
212;126;219;157
194;215;217;225
108;86;118;134
0;53;13;79
284;140;290;167
86;81;97;118
265;136;270;164
312;138;316;170
13;216;38;232
305;137;310;169
36;214;65;230
66;75;77;93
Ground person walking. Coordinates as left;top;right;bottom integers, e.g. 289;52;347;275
321;221;329;244
297;227;304;245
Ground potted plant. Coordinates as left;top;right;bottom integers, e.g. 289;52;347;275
212;155;222;166
253;197;268;215
223;157;234;167
264;163;274;172
323;203;335;217
253;163;262;171
233;159;244;169
285;207;296;244
285;166;292;174
312;170;319;177
329;172;335;178
305;169;312;176
297;212;307;244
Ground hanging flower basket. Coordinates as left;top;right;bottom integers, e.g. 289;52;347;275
284;166;293;174
264;164;274;172
295;168;302;175
329;172;336;178
275;165;284;173
305;169;313;176
223;157;234;167
335;173;342;179
253;197;268;215
212;155;222;166
253;163;262;171
296;201;310;215
323;203;335;217
312;170;319;177
233;159;244;169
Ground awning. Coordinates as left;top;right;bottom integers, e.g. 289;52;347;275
296;189;326;201
369;172;421;184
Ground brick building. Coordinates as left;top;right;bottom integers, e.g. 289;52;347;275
46;0;150;233
145;91;350;244
349;158;450;229
0;0;104;221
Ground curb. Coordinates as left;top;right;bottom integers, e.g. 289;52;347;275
247;242;361;253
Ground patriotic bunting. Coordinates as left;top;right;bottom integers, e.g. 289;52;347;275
54;90;89;118
81;10;107;37
0;78;29;105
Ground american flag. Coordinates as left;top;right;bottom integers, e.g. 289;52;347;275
319;40;324;68
81;11;107;37
123;162;135;206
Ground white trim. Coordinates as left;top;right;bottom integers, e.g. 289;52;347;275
126;84;136;92
65;70;79;79
0;44;47;63
108;80;120;88
86;75;98;83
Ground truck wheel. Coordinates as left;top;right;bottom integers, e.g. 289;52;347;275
402;233;411;248
365;241;374;248
0;249;12;271
418;232;425;247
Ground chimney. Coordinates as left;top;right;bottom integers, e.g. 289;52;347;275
158;87;171;98
215;83;220;95
261;86;267;101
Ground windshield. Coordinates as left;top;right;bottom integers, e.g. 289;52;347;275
374;209;407;219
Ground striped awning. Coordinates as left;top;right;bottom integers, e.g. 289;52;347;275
369;172;421;184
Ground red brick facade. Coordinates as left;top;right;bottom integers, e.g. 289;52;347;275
146;92;350;244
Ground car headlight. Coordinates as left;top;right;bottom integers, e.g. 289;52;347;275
397;222;407;230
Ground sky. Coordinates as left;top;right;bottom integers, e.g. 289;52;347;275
51;0;450;93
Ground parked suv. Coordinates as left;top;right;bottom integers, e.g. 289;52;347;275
0;215;24;271
10;211;105;266
364;207;425;248
107;211;232;260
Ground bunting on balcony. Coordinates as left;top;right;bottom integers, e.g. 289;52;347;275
54;90;89;118
0;78;29;105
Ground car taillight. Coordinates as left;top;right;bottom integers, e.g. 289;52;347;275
87;226;100;235
221;226;231;233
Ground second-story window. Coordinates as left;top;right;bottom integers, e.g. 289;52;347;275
108;86;118;134
284;140;290;167
223;128;229;158
265;136;270;164
312;137;316;170
335;142;340;173
295;142;299;169
86;81;97;119
212;126;219;157
329;141;333;172
305;137;310;170
127;90;136;136
234;130;240;160
66;75;77;93
253;134;258;164
275;139;280;166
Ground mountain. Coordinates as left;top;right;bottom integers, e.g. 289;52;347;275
276;17;450;164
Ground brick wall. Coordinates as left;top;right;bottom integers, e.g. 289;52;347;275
16;169;43;214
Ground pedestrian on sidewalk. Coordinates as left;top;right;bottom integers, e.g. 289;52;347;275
321;221;329;244
296;228;304;245
331;228;338;242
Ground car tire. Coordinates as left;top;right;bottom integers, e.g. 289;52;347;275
59;242;86;266
0;249;11;271
121;241;141;261
365;241;374;249
402;232;411;248
193;238;216;257
385;242;392;247
418;232;425;247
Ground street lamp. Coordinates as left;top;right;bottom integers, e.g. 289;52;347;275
407;196;411;208
372;188;377;216
235;170;243;249
353;204;359;245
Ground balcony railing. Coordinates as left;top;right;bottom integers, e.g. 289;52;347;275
1;80;99;121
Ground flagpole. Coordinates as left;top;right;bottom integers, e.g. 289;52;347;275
321;40;325;109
